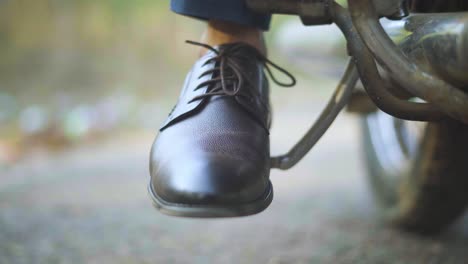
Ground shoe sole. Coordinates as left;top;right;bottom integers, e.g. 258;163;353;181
147;181;273;218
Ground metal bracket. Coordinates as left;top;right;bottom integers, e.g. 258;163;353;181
246;0;409;24
253;0;468;170
246;0;333;25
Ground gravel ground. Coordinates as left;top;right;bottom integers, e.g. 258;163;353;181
1;91;468;264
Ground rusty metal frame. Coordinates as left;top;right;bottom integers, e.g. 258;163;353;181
246;0;408;21
387;13;468;89
332;3;446;121
348;0;468;123
247;0;468;169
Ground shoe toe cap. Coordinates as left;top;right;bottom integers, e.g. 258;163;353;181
150;153;269;206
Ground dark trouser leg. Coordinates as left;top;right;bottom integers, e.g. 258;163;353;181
170;0;272;31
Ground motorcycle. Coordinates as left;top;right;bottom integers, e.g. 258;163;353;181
246;0;468;234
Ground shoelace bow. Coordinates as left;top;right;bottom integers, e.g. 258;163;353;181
186;40;296;104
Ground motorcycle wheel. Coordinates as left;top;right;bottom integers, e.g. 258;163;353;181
362;111;468;234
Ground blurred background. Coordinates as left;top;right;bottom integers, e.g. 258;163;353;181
0;0;350;165
0;0;207;161
1;1;468;263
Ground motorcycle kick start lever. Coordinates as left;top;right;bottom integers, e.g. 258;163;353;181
247;0;468;170
270;60;358;170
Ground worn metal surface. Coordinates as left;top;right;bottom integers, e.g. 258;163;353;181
246;0;408;21
248;0;468;124
372;0;409;19
249;0;468;168
384;13;468;90
333;3;445;121
348;0;468;124
245;0;333;25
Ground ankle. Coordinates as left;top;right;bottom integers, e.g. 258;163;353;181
199;20;266;56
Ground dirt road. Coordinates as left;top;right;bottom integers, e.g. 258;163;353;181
1;92;468;264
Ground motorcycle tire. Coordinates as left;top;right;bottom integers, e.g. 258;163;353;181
362;111;468;234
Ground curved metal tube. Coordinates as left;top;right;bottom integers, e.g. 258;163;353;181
348;0;468;124
333;4;445;121
384;13;468;89
271;59;359;170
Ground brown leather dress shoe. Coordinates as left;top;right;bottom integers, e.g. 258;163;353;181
149;41;295;217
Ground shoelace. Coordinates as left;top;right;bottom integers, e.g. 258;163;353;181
185;40;296;104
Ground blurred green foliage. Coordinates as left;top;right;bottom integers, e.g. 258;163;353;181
0;0;207;147
0;1;304;152
0;0;202;103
